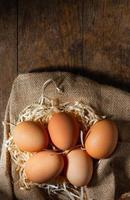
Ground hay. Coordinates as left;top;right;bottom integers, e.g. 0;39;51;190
5;79;105;199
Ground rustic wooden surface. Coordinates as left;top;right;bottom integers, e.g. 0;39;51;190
1;0;130;141
18;0;130;91
18;0;83;71
0;0;17;146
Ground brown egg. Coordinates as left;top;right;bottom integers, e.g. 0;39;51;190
13;121;49;152
25;150;64;183
48;112;80;150
85;119;118;159
66;148;93;187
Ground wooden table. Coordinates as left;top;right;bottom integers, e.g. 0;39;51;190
0;0;130;145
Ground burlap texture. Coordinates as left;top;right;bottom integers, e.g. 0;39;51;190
0;72;130;200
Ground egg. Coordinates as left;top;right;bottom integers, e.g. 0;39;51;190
66;148;93;187
25;150;64;183
48;112;80;150
13;121;49;152
85;119;118;159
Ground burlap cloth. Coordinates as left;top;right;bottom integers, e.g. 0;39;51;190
0;72;130;200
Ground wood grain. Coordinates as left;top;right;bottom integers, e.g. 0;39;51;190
83;0;130;90
18;0;83;72
0;0;17;145
18;0;130;91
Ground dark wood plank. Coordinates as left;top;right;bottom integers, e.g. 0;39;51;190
18;0;83;73
83;0;130;91
18;0;130;91
0;0;17;145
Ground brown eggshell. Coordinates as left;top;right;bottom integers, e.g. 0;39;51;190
25;150;64;183
66;148;93;187
85;119;118;159
48;112;80;150
13;121;49;152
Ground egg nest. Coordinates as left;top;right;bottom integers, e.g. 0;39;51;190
5;79;105;200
